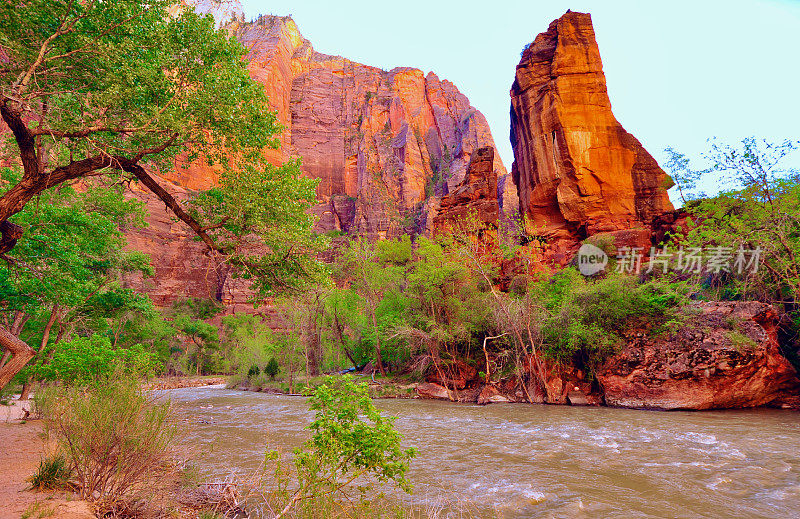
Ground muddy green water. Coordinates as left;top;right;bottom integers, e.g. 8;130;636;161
160;385;800;518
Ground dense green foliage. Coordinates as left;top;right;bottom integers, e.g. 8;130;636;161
27;454;71;491
37;334;159;384
0;0;325;389
537;270;686;373
263;376;415;517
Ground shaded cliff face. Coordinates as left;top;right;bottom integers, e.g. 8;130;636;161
433;147;498;234
169;15;511;239
510;11;673;243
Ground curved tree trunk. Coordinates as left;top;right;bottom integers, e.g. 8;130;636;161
0;327;36;390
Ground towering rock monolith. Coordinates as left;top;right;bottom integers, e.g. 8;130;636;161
510;11;673;248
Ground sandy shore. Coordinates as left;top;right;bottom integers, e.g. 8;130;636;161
0;420;93;519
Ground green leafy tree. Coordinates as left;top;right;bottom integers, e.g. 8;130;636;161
173;315;220;376
0;0;322;385
339;240;395;375
670;138;800;301
264;357;280;380
271;376;415;518
36;334;160;384
0;174;151;389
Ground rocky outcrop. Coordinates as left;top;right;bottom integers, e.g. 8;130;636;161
510;11;673;247
433;147;500;234
598;302;800;410
414;302;799;409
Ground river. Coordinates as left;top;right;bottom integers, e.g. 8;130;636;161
160;385;800;518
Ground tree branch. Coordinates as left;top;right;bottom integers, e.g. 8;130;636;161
0;326;36;389
119;161;221;254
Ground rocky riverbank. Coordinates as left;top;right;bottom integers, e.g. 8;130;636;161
414;301;800;411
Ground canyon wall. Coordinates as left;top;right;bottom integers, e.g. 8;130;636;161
125;13;514;307
168;14;512;238
510;11;673;247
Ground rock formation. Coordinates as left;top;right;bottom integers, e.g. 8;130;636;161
433;147;499;234
123;13;513;307
510;11;673;248
598;302;799;410
165;14;512;239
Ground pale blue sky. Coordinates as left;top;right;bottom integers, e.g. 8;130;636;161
240;0;800;197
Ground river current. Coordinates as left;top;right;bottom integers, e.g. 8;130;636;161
160;385;800;518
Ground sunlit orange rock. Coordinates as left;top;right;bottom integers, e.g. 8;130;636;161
510;11;673;245
168;14;512;239
599;302;800;410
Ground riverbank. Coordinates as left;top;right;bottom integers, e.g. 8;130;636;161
0;421;93;519
228;373;800;411
141;375;228;390
229;373;419;399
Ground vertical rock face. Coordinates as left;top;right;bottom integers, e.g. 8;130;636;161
433;147;498;234
510;11;673;243
168;15;512;239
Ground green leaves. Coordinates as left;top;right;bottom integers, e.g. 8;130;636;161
1;0;278;167
2;0;324;301
673;138;800;303
296;376;415;494
0;168;150;313
188;160;325;299
536;270;687;374
36;334;160;384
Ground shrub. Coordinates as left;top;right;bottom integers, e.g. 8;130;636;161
43;378;177;509
726;330;757;351
263;376;416;517
536;271;687;376
264;357;280;379
28;454;72;490
247;364;261;378
36;334;160;384
20;501;56;519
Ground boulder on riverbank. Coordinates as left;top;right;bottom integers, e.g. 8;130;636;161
598;302;800;410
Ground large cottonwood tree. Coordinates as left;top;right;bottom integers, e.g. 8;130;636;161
0;0;321;388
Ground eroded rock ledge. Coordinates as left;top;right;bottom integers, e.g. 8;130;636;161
416;301;800;410
597;302;799;410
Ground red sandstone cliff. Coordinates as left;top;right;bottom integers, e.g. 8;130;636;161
510;11;673;246
124;13;513;307
170;14;512;238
